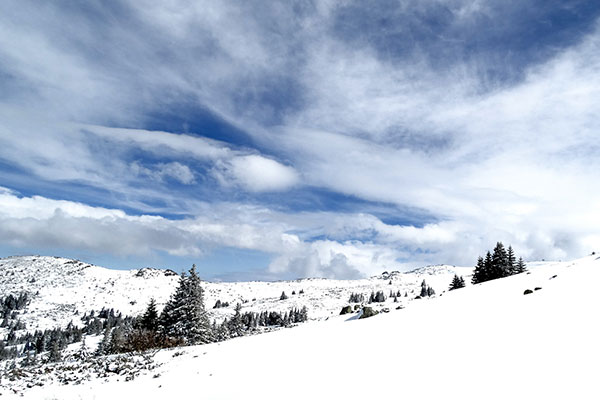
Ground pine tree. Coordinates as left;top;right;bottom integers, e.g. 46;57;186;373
159;265;212;345
228;303;244;337
492;242;509;278
96;327;112;356
159;271;187;339
449;274;465;290
472;243;524;284
280;291;288;301
515;257;527;274
140;298;159;332
483;251;493;281
420;280;428;297
47;339;62;363
75;336;89;361
507;246;516;275
182;264;212;344
215;320;230;342
299;306;308;322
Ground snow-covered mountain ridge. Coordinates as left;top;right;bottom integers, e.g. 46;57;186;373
7;254;599;399
0;255;470;334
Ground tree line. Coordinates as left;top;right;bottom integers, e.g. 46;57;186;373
1;264;310;365
472;242;526;284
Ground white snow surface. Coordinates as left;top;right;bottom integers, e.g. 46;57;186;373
0;256;466;333
3;255;600;399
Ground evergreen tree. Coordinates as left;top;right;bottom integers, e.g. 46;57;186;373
515;257;527;274
507;246;516;275
159;265;212;345
47;339;62;363
280;291;288;300
215;320;230;342
182;264;212;344
159;271;187;339
472;243;524;284
75;336;89;361
492;242;509;279
108;325;127;354
140;298;159;332
96;327;112;356
449;274;465;290
228;303;244;337
299;306;308;322
420;280;428;297
374;291;386;302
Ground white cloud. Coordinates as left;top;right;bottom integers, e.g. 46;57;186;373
131;161;195;185
212;155;299;192
1;2;600;278
268;239;403;279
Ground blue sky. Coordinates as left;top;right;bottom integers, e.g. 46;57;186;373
1;1;600;280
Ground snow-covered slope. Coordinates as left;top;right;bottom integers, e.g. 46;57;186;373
0;255;469;334
4;254;599;399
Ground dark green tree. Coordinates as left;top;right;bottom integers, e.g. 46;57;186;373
507;246;516;275
228;303;244;338
492;242;509;279
140;298;159;332
159;265;212;345
515;257;527;274
449;274;466;290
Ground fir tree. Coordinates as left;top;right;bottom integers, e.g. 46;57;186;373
492;242;509;279
449;274;466;290
140;298;159;332
96;327;112;356
228;303;244;337
472;243;524;284
515;257;527;274
280;291;288;301
47;339;62;363
159;265;212;345
182;264;212;344
507;246;516;275
420;280;428;297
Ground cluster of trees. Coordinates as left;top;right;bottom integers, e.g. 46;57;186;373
389;290;407;301
214;303;308;340
369;290;387;303
1;292;30;330
419;280;435;297
213;300;230;309
472;242;527;284
348;293;365;303
0;307;131;363
280;290;304;300
1;265;312;365
448;275;466;291
350;289;408;305
101;265;309;354
1;292;30;313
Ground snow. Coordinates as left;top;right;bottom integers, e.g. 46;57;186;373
3;255;600;398
0;255;468;335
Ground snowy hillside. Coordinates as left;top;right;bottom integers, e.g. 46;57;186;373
2;254;599;398
0;255;469;335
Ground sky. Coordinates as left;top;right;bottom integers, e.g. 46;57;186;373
1;1;600;280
